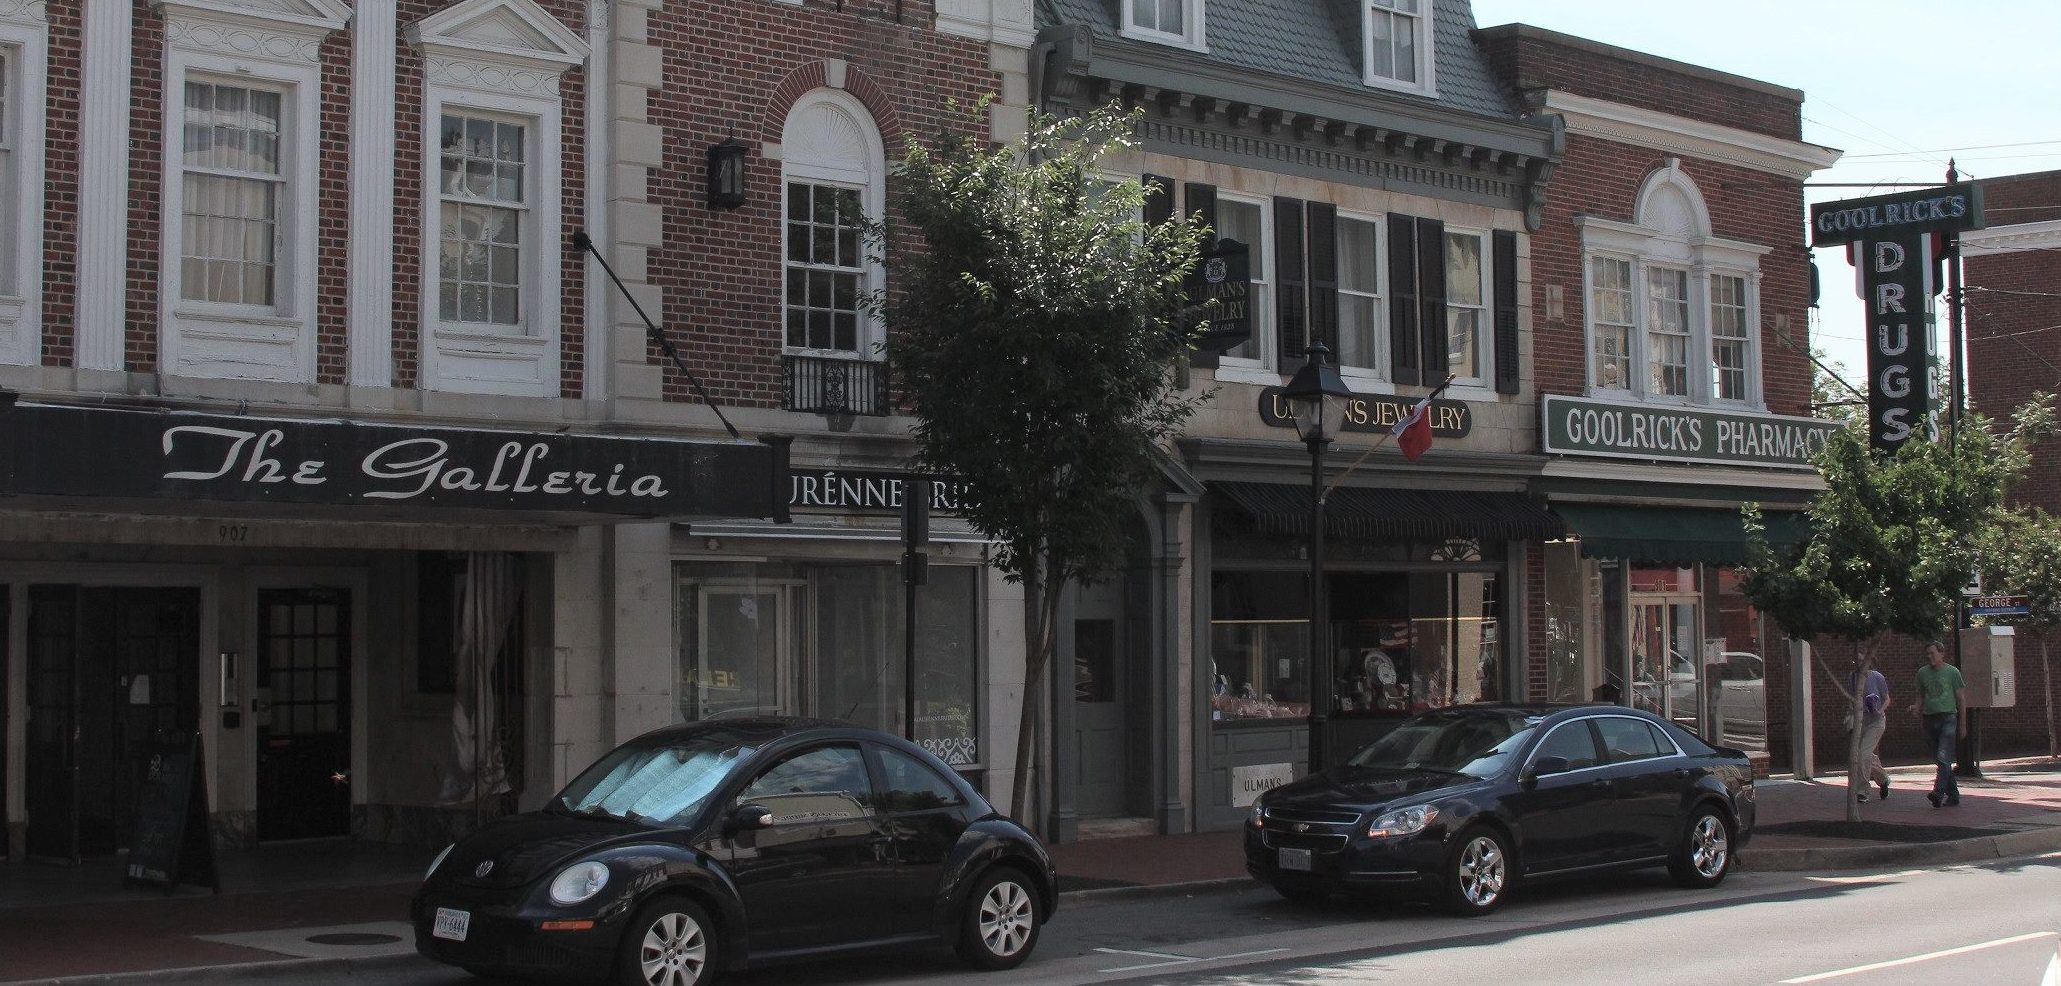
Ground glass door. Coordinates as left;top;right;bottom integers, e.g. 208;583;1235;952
1631;596;1702;732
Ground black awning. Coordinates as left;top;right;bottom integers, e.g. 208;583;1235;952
1212;482;1566;542
1552;503;1812;566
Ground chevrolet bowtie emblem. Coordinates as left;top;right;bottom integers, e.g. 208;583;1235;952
475;861;494;878
1293;822;1311;833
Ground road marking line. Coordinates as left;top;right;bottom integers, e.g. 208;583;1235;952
1781;932;2058;983
1212;948;1291;961
2042;945;2058;986
1093;947;1194;960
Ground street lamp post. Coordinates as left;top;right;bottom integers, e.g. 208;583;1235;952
1281;342;1353;776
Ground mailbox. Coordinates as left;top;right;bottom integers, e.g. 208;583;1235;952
1958;625;2016;708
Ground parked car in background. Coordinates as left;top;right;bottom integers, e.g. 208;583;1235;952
1714;652;1767;741
414;718;1054;986
1245;704;1754;916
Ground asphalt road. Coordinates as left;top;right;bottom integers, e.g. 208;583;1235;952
238;853;2061;986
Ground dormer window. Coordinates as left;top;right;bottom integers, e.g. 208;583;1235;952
1122;0;1206;51
1363;0;1434;94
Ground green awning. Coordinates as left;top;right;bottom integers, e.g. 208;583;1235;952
1551;504;1811;566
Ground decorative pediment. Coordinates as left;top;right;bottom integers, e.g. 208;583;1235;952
405;0;590;71
154;0;347;64
0;1;49;28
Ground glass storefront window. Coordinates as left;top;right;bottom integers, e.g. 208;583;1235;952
674;562;981;767
1543;542;1586;703
1209;572;1312;723
1211;568;1503;726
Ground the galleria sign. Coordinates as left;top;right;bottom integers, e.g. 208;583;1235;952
3;403;781;519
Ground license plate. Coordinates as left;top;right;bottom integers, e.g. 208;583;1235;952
433;907;471;942
1278;847;1312;872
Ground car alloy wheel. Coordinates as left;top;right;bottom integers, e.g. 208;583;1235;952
1669;807;1733;889
1441;827;1509;916
956;867;1041;970
618;897;716;986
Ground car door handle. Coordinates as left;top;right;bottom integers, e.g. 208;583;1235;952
1673;768;1691;779
1588;779;1612;791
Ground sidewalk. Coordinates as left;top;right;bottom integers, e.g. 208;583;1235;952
4;759;2059;985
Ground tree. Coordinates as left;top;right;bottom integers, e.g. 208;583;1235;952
1975;506;2061;760
1742;399;2053;821
874;103;1211;822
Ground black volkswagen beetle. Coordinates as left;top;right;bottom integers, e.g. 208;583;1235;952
1245;704;1754;915
413;717;1055;986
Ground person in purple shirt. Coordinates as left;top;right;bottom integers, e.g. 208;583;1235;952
1854;661;1892;802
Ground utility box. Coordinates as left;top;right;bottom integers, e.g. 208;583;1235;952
1959;625;2016;708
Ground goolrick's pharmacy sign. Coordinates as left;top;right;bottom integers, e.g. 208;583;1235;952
1541;396;1839;469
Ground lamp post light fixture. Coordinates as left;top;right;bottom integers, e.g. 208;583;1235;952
706;138;749;209
1280;341;1354;776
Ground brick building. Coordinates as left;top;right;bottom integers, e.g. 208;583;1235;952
1474;25;1837;776
0;0;1037;864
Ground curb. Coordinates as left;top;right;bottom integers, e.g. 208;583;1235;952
6;952;422;986
1059;876;1251;905
1739;824;2061;871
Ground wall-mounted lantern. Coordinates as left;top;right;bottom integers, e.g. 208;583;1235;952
707;138;749;209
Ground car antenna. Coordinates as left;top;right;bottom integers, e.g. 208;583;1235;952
841;702;860;722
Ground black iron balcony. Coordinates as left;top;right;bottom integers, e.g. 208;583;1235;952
782;354;890;416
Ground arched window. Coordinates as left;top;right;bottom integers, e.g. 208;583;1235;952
780;89;885;359
1578;160;1767;406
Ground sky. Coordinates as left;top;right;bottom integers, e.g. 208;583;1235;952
1467;0;2061;405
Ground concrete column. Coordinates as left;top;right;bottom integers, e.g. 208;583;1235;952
1790;638;1814;780
346;0;399;390
608;522;676;742
551;526;610;791
75;0;133;372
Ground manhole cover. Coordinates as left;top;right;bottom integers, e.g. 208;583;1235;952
305;933;403;946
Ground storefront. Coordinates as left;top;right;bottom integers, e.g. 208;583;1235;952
1184;393;1564;831
1536;395;1836;762
0;400;783;860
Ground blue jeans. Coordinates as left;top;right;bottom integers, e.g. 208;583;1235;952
1924;713;1960;801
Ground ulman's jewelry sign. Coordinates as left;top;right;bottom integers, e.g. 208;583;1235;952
1541;396;1839;469
1258;388;1472;438
1;403;783;519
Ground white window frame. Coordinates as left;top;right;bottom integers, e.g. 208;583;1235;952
1334;210;1388;387
779;88;887;363
1642;263;1692;402
1361;0;1436;96
0;12;48;367
435;109;532;333
1121;0;1206;51
1443;227;1490;390
1577;161;1769;409
406;0;587;398
1210;191;1274;385
1708;271;1754;404
1586;253;1635;396
158;0;342;383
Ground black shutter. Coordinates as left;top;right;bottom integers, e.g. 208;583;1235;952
1493;228;1520;395
1307;203;1338;359
1143;174;1175;228
1388;213;1420;386
1185;183;1219;369
1417;216;1448;381
1275;197;1307;369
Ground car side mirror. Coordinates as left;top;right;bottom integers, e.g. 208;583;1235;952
1527;756;1572;785
728;804;775;832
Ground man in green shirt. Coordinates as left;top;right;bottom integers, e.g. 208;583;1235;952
1910;642;1966;807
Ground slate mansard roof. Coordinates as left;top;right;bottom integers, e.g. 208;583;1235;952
1036;0;1524;123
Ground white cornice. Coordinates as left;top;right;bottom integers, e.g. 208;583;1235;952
1540;457;1827;493
1542;89;1842;180
153;0;350;35
1962;219;2061;256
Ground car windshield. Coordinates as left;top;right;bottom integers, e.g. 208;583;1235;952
1345;713;1539;777
552;739;756;826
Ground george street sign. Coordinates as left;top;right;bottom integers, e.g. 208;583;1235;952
1968;594;2031;617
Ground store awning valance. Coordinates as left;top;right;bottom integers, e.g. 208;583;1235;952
1551;504;1812;566
1212;482;1566;542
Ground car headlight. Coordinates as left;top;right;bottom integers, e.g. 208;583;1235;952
548;861;611;906
1249;803;1266;828
1367;805;1440;839
425;843;454;881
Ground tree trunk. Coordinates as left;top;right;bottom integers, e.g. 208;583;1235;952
1009;554;1063;832
1811;638;1869;825
2044;637;2056;761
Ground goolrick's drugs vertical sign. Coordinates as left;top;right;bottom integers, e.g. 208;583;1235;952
1809;184;1983;453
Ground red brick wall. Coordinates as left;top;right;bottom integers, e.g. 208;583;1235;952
1528;136;1815;417
124;4;164;372
1477;28;1801;141
39;0;81;366
641;0;998;407
316;30;353;385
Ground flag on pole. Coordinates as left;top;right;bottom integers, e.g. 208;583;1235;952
1390;375;1455;462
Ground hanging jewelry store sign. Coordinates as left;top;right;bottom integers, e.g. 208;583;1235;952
1257;388;1473;438
0;403;785;519
1541;395;1839;469
1809;183;1984;453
